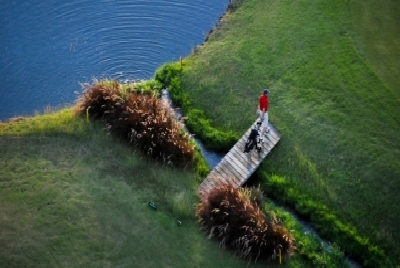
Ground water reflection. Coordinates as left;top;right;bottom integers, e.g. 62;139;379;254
0;0;228;120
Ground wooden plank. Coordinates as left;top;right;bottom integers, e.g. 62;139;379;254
228;153;257;178
234;150;259;171
226;151;255;176
248;119;280;143
254;128;278;144
204;177;218;189
238;131;271;152
218;173;234;185
198;185;206;193
206;179;219;190
215;163;242;185
216;162;243;185
212;166;232;182
264;131;279;142
264;133;279;145
261;141;273;155
209;176;223;188
210;179;220;188
215;171;232;184
224;156;248;179
237;140;252;153
212;170;231;186
234;152;261;176
233;134;274;175
228;148;251;168
198;121;281;195
234;139;263;165
219;157;243;176
210;171;231;185
235;140;253;159
214;168;239;185
268;122;281;138
224;162;250;186
242;151;260;167
199;183;211;194
235;135;274;165
212;171;237;187
241;131;279;148
265;126;279;139
199;184;210;194
199;182;212;192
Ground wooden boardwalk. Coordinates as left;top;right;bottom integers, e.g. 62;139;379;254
198;120;281;196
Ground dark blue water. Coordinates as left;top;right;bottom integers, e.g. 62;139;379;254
0;0;228;121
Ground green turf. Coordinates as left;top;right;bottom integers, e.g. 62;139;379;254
0;108;354;267
3;0;399;264
178;0;400;262
0;111;269;267
349;0;400;96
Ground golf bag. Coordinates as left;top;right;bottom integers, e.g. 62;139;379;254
243;121;262;153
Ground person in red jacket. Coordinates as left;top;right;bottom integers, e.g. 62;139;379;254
258;89;270;141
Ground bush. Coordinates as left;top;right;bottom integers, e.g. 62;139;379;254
155;64;239;152
196;183;295;264
74;80;195;167
193;147;211;179
154;62;182;89
185;109;238;152
74;80;126;122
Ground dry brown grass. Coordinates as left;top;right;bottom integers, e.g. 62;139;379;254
74;80;194;167
196;183;295;264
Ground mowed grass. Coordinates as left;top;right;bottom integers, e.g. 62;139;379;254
179;0;400;262
349;0;400;95
0;110;269;267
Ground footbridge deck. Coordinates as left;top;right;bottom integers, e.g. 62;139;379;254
198;120;281;196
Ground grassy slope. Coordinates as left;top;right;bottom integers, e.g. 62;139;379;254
180;0;400;262
0;110;269;267
349;0;400;96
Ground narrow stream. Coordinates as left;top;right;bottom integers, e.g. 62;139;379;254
198;149;360;267
162;89;361;267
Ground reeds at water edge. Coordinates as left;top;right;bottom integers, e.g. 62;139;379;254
74;80;195;167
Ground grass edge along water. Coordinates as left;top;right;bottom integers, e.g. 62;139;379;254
154;62;394;267
156;0;400;265
1;78;358;267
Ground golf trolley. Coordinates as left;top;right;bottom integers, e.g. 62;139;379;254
243;120;263;154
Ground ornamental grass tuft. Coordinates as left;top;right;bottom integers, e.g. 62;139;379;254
196;183;295;264
74;80;194;167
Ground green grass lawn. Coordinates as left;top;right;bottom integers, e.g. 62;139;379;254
0;108;354;267
178;0;400;263
349;0;400;96
0;110;271;267
2;0;399;265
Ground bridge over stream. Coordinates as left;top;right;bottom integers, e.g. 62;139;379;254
198;120;281;196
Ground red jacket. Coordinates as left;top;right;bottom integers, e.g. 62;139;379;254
259;94;268;111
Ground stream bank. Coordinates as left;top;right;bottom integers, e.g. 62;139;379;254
162;89;361;267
